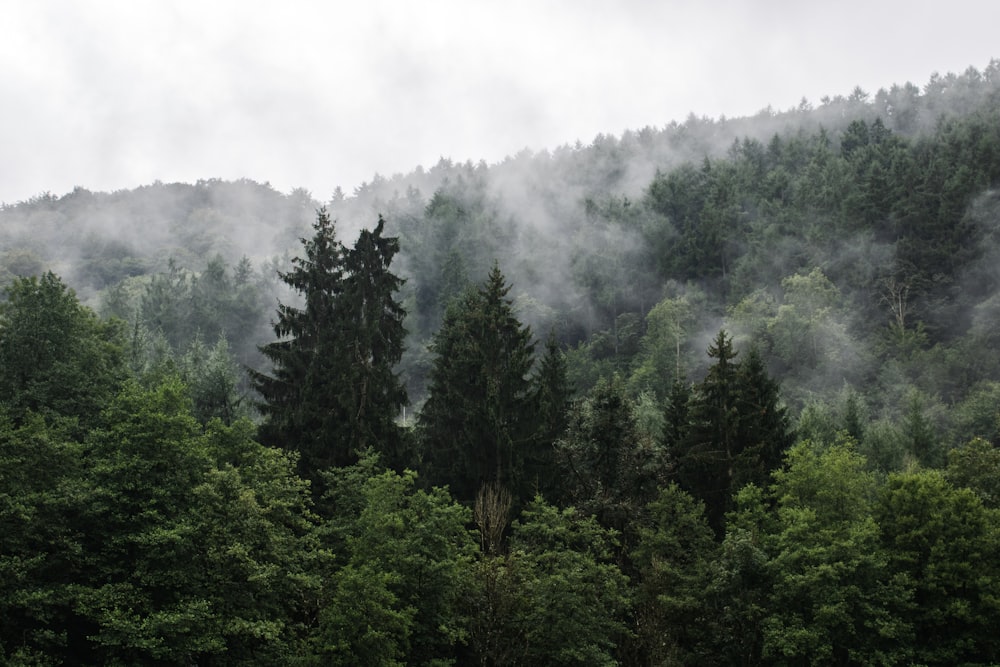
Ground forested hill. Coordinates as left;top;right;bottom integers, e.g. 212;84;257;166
3;61;1000;409
3;61;1000;664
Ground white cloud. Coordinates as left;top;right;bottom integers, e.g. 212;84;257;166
1;0;997;203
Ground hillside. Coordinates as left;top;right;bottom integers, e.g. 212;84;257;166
3;61;1000;664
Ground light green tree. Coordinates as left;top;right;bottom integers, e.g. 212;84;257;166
762;438;909;665
876;468;1000;665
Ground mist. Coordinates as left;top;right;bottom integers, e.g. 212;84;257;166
2;62;999;431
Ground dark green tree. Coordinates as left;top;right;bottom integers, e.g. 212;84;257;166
674;332;792;534
0;415;92;663
252;210;408;478
338;216;409;468
251;208;346;472
418;264;536;504
526;329;572;499
631;483;718;665
673;330;741;533
556;375;666;538
732;346;794;491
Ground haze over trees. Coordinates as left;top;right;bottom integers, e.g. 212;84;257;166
3;61;1000;664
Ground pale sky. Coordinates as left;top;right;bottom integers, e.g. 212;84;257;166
2;0;997;205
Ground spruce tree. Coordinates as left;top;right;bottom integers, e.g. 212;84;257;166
528;329;572;499
418;264;535;504
732;346;794;491
339;216;409;467
675;331;792;534
251;210;408;478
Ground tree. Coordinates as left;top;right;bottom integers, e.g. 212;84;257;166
252;210;408;478
73;378;220;664
946;436;1000;508
315;454;475;666
0;415;92;663
556;375;667;542
629;293;695;399
338;216;409;467
527;329;572;499
762;439;909;665
465;497;630;666
631;483;718;665
0;272;126;432
876;468;1000;665
418;264;536;504
732;346;794;492
674;331;792;533
251;208;345;470
179;335;249;425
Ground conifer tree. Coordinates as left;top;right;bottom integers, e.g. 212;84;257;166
251;209;345;472
675;331;792;533
527;329;572;499
418;264;535;504
251;210;407;478
339;216;409;466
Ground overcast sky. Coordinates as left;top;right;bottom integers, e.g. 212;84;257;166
2;1;997;205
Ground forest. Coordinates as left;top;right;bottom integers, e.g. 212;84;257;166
2;61;1000;665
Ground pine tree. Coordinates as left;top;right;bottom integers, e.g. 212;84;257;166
732;346;794;492
418;264;535;504
251;209;345;472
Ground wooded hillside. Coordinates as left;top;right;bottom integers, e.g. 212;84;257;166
2;62;1000;665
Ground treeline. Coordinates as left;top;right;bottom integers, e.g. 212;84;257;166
3;61;1000;663
3;221;1000;665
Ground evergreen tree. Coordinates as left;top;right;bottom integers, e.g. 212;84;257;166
675;330;741;532
251;209;346;472
418;264;535;504
732;346;794;491
675;331;792;534
339;216;409;468
251;210;407;478
555;375;669;564
527;329;572;499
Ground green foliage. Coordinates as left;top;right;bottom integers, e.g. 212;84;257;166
0;377;323;664
0;272;127;431
318;456;476;665
252;210;408;478
945;436;1000;508
761;439;910;665
0;415;90;661
555;375;667;544
5;62;1000;665
419;265;537;504
528;329;572;499
674;331;793;533
632;483;718;665
876;468;1000;665
466;497;630;666
628;292;696;398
